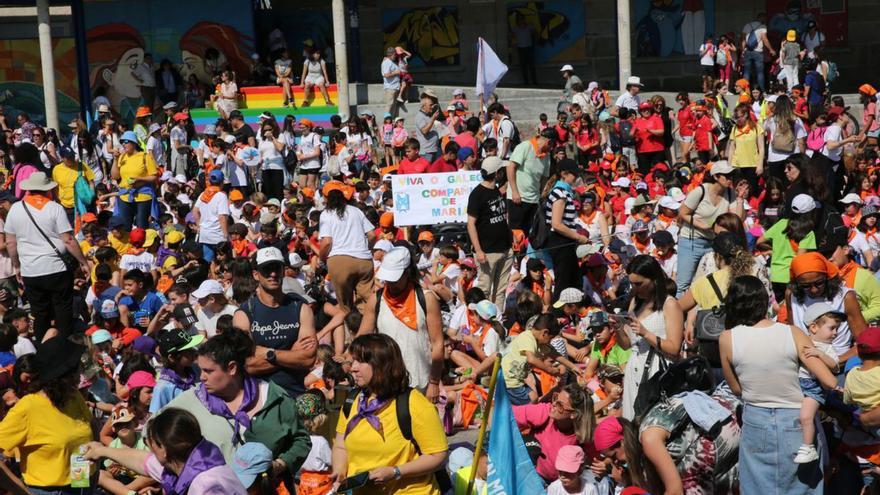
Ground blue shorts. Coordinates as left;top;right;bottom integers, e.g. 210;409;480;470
800;377;826;405
506;385;532;406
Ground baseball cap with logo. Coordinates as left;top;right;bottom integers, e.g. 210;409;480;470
110;404;136;426
157;328;205;356
255;247;285;267
232;442;274;488
100;299;120;319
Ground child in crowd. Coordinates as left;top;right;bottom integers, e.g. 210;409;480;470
150;329;203;413
845;326;880;436
295;391;333;495
796;303;843;464
501;313;563;405
395;46;412;103
98;404;154;494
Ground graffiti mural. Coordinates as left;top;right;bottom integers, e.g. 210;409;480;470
84;0;255;122
766;0;847;47
634;0;716;57
506;1;587;64
382;7;460;67
0;39;80;126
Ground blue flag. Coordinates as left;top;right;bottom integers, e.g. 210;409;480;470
486;371;545;494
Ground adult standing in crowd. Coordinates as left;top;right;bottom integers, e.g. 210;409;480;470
612;76;642;116
560;65;582;109
233;247;317;397
720;275;838;494
512;15;537;86
193;170;230;263
727;103;764;192
633;101;665;174
381;47;401;118
507;127;556;231
358;247;444;402
763;95;806;183
741;13;775;90
5;172;89;340
545;158;589;297
484;103;516;160
415;90;441;163
318;181;375;316
112;130;158;229
467;156;512;310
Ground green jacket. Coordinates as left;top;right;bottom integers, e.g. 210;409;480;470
164;380;312;474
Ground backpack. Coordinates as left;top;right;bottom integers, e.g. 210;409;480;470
826;61;839;83
508;118;522;148
771;118;797;153
745;25;759;51
715;47;727;66
375;285;427;318
74;162;96;205
814;203;848;254
619;120;635;147
806;126;827;152
632;354;715;422
693;272;726;368
342;388;453;493
527;203;550;249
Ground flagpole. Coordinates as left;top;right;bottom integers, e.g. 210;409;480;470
466;354;501;495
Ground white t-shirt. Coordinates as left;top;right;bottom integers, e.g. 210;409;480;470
614;92;640;112
821;124;844;162
473;324;500;356
480;118;515;159
798;340;838;379
764;117;808;162
699;43;715;66
318;205;373;260
300;434;332;472
0;219;15;279
120;251;156;273
546;475;600;495
802;31;825;53
223;155;247;188
851;231;879;261
742;21;767;53
4;201;71;277
347;133;372;159
146;135;165;166
14;335;35;357
195;304;238;337
298;132;322;170
194;192;231;245
259;138;284;171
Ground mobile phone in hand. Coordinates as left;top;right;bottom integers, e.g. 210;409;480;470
337;472;370;492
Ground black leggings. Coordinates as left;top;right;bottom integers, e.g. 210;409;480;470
261;169;285;200
637;151;666;175
548;232;580;300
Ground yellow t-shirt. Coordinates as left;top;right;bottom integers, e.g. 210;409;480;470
501;330;538;388
118;151;158;202
52;163;95;209
91;260;119;284
336;390;447;495
731;125;764;169
0;392;93;487
691;267;731;310
844;365;880;411
109;233;131;257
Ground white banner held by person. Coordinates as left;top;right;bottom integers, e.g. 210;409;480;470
391;171;482;226
476;37;507;98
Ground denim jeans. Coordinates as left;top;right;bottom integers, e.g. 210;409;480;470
675;235;712;296
201;243;217;262
116;199;151;229
740;404;823;494
743;51;766;90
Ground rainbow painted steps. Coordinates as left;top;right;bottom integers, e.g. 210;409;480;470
191;84;338;132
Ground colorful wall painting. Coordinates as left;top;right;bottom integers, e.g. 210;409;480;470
0;38;80;126
766;0;847;48
506;1;587;65
381;6;460;67
634;0;716;57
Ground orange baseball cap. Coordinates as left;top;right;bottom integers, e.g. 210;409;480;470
229;190;244;201
81;212;98;223
301;187;315;199
299;118;315;128
380;212;394;228
135;106;152;118
418;230;434;242
322;180;345;197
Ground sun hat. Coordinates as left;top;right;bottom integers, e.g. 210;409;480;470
165;230;185;245
173;112;189;122
192;279;225;299
593;417;624;450
34;337;85;382
587;81;598;92
859;84;878;97
553;288;584;308
232;442;274;488
588;311;610;328
372;239;394;253
802;302;845;327
90;329;113;345
148;123;161;134
157;328;205;356
555;445;585;473
256;247;285;267
840;193;864;205
110;404;136;426
786;29;797;41
468;300;498;321
420;89;438;101
144;228;160;247
626;76;643;87
135;106;151;118
559;64;574;72
481;156;506;175
376;246;411;282
863;205;879;218
19;171;57;192
709;160;735;176
791;194;819;214
120;130;139;145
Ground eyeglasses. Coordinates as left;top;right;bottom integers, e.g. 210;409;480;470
797;278;827;291
552;393;574;414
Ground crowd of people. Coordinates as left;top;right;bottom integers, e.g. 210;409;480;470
0;15;879;495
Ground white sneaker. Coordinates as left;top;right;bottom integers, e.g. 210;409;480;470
794;444;819;464
396;96;405;103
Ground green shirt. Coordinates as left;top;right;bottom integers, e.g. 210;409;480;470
854;268;880;323
501;330;538;388
507;141;550;204
763;219;816;283
589;340;631;367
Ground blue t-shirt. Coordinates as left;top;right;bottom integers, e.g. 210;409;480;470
0;352;14;367
119;291;166;329
149;379;184;413
804;71;825;105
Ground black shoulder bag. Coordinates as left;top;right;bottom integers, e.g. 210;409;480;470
694;272;726;341
21;202;79;272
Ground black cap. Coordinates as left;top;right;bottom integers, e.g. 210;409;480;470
556;158;579;175
651;230;675;247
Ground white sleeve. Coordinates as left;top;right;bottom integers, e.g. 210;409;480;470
359;209;374;234
54;204;72;233
215;195;230;216
483;329;500;356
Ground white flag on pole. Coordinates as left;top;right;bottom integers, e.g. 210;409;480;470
475;37;507;98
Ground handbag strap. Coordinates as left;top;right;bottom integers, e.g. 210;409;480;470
706;272;724;304
21;201;67;261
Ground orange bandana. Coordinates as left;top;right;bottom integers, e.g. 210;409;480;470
599;334;618;358
530;137;547;159
200;185;222;204
790;252;839;279
23;192;51;210
384;285;418;330
840;261;859;289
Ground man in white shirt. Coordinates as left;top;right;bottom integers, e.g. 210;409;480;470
741;14;776;91
481;102;516;159
612;76;643;116
381;47;401;118
193;170;230;263
133;53;156;108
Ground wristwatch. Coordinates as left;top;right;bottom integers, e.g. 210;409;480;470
266;349;278;365
392;466;402;480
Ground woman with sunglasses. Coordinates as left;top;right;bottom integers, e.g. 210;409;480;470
787;252;866;360
111;130;158;228
30;126;58;171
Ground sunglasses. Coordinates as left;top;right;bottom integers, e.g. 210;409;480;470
257;263;283;276
552;393;574;414
797;278;827;291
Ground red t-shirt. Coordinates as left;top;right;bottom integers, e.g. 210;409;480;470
677;107;695;137
633;115;665;153
453;132;478;155
693;116;715;152
427;158;458;174
398;157;430;174
575;127;599;150
554;124;569;147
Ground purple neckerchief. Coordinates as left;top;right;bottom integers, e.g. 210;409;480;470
195;375;258;446
159;367;195;391
344;391;391;439
160;439;227;495
156;246;180;269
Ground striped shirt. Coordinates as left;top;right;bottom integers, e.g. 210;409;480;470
544;186;577;232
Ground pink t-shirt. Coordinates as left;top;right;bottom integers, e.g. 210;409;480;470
12;163;39;200
454;132;478;155
144;454;247;495
864;102;880;133
513;402;578;480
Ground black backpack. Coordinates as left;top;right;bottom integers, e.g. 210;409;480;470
619;120;635;147
375;285;427;317
815;203;848;254
342;388;453;493
632;354;715;422
509;119;522;148
693;272;726;368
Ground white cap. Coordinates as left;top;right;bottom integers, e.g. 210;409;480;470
611;177;631;188
576;243;601;259
560;64;574;72
553;288;584;308
710;160;735;176
587;81;598;92
802;302;845;326
623;196;636;215
841;193;864;205
288;252;304;268
160;171;173;182
791;194;819;214
626;76;643;87
481;156;506;175
765;95;779;103
382;174;393;181
266;198;282;208
372;239;394;252
453;88;464;96
376;246;411;282
667;187;686;202
658;196;681;210
174;174;187;184
256;247;285;267
192;279;225;299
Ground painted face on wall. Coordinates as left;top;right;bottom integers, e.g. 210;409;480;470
103;47;144;99
180;50;228;86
